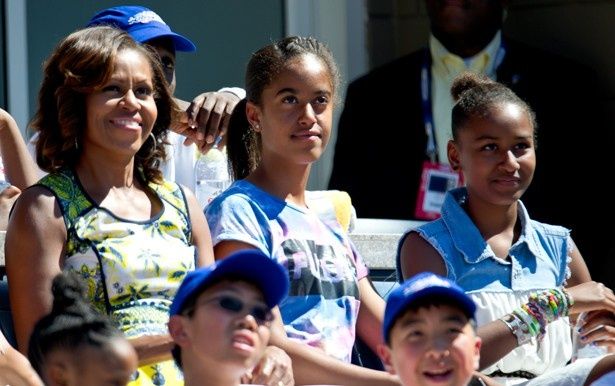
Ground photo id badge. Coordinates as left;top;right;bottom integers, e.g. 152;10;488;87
414;161;463;220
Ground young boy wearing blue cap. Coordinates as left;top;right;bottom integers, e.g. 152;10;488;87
379;272;486;386
86;5;244;189
168;250;291;386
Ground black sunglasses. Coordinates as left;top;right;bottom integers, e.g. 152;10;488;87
193;295;273;325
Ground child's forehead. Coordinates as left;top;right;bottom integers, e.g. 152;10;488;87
398;303;471;323
198;279;265;299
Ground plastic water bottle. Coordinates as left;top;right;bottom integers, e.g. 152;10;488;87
571;312;608;361
0;157;10;193
194;137;231;209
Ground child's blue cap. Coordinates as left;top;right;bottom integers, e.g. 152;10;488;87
86;5;197;52
383;272;476;342
170;250;289;316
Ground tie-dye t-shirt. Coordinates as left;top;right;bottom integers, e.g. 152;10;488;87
205;180;368;362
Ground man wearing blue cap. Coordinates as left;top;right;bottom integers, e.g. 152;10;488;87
378;272;487;386
86;5;244;190
168;250;292;386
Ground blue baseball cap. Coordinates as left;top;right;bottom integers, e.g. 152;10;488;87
383;272;476;342
170;250;289;316
87;5;197;52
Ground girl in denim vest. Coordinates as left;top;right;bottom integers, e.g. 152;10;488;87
398;72;615;385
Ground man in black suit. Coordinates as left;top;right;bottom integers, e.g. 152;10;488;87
329;1;613;286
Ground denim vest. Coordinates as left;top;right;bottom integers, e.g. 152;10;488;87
397;188;571;293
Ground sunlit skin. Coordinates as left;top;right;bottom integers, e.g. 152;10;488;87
169;281;271;386
379;305;481;386
45;337;138;386
448;102;535;211
84;48;158;161
247;54;334;167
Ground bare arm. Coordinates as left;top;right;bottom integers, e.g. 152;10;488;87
0;109;38;189
562;240;615;316
356;277;386;354
0;185;21;231
565;240;592;288
0;332;44;386
216;240;401;386
5;187;65;353
399;232;447;279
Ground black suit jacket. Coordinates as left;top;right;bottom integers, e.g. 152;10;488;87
329;38;614;286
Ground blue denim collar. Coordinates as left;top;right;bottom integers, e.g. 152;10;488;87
441;188;542;264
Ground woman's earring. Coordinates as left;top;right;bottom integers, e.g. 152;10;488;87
149;132;157;150
252;123;260;132
74;137;79;150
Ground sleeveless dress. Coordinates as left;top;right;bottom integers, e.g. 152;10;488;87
397;188;604;385
38;169;197;386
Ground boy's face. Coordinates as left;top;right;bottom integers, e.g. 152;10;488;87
146;37;177;94
379;304;481;386
169;280;271;378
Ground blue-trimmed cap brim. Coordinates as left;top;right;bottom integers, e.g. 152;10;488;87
383;273;476;342
170;250;289;316
86;6;197;52
129;25;196;52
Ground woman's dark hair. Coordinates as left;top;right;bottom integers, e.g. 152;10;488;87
32;26;178;183
227;36;340;180
450;72;537;142
27;271;126;377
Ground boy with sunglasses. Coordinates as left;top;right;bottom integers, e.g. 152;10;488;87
168;250;290;386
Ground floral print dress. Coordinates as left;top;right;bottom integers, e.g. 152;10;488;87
38;169;196;386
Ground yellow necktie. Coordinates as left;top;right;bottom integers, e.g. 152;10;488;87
442;52;489;77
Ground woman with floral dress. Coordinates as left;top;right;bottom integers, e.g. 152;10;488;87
5;26;213;386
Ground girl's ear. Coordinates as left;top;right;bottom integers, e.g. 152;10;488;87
46;358;70;386
447;140;461;171
246;101;261;132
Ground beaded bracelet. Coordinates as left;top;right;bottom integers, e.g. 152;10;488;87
501;287;573;345
563;287;574;310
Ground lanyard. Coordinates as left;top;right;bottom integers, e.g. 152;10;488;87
420;44;507;162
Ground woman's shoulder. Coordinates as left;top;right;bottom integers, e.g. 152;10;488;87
8;184;64;237
36;168;74;190
207;180;284;216
398;219;450;261
407;218;449;242
527;218;570;238
151;178;184;198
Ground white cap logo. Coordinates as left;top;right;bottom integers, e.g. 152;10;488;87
128;11;166;26
403;275;451;296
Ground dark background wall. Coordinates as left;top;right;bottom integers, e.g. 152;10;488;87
363;0;614;121
0;0;5;108
25;0;285;131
